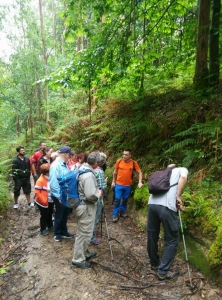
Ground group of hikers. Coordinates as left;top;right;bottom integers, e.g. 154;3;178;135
11;142;188;280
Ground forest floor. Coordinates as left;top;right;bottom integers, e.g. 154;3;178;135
0;187;222;300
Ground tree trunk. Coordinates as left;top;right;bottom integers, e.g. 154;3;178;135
52;0;57;63
209;0;221;86
193;0;211;90
39;0;49;124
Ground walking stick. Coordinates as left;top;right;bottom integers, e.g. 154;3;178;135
103;208;114;261
178;209;193;288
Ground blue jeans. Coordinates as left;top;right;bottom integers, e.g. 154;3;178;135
147;204;179;274
52;195;70;237
113;184;131;217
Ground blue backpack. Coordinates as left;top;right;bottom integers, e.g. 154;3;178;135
58;168;92;208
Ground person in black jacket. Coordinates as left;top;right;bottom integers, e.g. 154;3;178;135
12;146;34;209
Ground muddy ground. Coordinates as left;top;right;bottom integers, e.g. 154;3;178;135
0;188;222;300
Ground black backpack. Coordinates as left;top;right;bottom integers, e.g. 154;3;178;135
148;166;178;195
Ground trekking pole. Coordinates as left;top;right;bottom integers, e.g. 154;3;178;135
178;209;193;288
103;207;114;261
100;207;103;238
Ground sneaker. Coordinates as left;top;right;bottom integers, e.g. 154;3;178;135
41;230;49;236
120;212;127;218
48;226;54;232
54;235;62;242
113;217;119;223
71;261;91;269
157;270;179;280
61;232;74;239
86;252;97;260
28;203;34;207
13;204;19;209
90;238;102;245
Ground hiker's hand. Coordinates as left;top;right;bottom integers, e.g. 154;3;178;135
98;188;103;197
105;177;108;183
138;182;143;188
33;174;38;182
58;199;62;204
111;182;115;188
176;198;185;211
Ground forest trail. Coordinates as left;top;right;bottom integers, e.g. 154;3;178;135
0;188;222;300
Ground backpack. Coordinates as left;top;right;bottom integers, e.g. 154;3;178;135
117;159;138;179
58;168;92;208
148;167;178;195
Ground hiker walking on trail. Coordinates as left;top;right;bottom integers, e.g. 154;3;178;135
12;146;34;209
147;164;188;280
111;149;143;222
34;163;54;236
49;146;74;242
71;152;102;269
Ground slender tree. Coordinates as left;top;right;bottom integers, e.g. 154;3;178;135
209;0;221;86
193;0;211;89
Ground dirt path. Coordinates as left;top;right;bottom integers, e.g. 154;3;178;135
0;189;222;300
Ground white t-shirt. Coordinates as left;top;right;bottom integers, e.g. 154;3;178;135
148;167;188;212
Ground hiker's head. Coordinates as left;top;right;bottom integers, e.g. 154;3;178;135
43;147;53;158
98;152;106;166
16;146;25;156
58;146;72;162
40;163;50;175
70;151;77;162
168;163;177;168
39;141;47;152
87;152;101;169
123;149;131;162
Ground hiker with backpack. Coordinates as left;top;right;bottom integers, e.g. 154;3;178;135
147;164;188;280
111;149;143;222
71;152;103;269
49;146;74;242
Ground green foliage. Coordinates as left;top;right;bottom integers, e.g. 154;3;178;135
133;185;149;210
182;180;222;269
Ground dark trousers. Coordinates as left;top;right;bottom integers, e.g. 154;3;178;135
37;202;54;231
52;195;70;236
147;204;179;274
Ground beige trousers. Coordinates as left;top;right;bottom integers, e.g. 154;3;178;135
72;202;97;263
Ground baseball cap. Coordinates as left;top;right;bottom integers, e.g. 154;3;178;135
58;146;72;154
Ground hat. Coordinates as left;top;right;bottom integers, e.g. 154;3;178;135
58;146;72;154
70;151;74;155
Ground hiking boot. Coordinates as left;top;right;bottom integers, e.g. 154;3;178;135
13;204;19;209
48;226;54;232
41;230;49;236
71;261;91;269
113;217;119;223
54;235;62;242
86;252;97;260
28;203;34;208
90;238;102;245
120;212;127;218
151;265;159;270
157;270;179;280
61;232;74;239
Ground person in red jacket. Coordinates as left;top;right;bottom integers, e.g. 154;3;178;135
34;163;54;236
31;141;47;183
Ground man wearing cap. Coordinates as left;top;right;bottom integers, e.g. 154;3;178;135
71;152;102;269
49;146;74;242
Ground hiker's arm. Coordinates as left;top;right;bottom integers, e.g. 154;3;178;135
138;170;143;188
176;172;188;211
111;168;118;188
